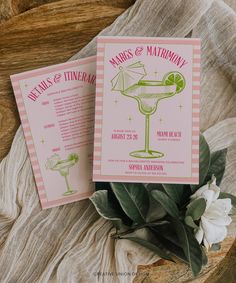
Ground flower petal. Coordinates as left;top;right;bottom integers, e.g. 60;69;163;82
204;200;232;226
201;217;228;245
209;183;220;201
191;184;208;200
208;215;232;226
195;224;204;244
215;198;232;215
211;176;217;185
201;190;215;209
203;237;210;250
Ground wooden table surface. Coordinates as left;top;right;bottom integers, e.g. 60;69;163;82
0;1;235;282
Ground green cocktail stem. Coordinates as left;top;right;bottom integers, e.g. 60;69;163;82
64;174;72;193
145;114;150;153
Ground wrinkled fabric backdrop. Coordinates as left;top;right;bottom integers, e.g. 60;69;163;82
0;0;236;282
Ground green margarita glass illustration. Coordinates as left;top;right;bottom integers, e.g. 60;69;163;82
45;153;79;196
111;61;185;158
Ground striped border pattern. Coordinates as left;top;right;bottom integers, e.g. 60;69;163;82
93;37;200;184
192;42;201;181
93;45;105;175
97;37;201;45
11;80;48;207
10;56;96;209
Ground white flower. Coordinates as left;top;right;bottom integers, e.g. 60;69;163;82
45;154;61;169
191;177;232;249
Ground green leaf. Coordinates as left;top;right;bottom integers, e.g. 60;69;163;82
150;226;188;263
151;190;179;219
124;235;173;261
153;223;182;248
199;134;211;184
146;194;167;222
219;192;236;214
185;216;198;229
90;190;123;228
162;184;183;204
146;184;167;222
111;183;149;224
145;220;170;227
180;185;193;207
107;187;133;227
186;198;207;220
174;220;203;277
201;247;208;266
191;134;210;192
205;149;227;186
146;183;164;192
95;183;133;227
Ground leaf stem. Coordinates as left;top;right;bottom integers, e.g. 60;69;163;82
111;220;169;239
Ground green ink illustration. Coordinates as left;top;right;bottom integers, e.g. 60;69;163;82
45;153;79;196
111;61;186;159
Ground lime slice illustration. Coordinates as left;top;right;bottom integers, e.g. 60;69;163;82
45;153;79;196
162;71;186;93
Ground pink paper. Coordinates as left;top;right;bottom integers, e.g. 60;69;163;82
93;36;200;184
11;57;96;209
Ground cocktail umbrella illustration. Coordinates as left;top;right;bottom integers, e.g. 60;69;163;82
111;61;147;91
112;62;186;158
45;153;79;196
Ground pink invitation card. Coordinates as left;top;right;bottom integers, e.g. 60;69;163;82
93;36;200;184
11;57;96;209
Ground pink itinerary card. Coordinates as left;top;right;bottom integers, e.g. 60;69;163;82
11;56;96;209
93;36;200;184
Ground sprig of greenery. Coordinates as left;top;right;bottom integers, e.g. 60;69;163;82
90;134;236;277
